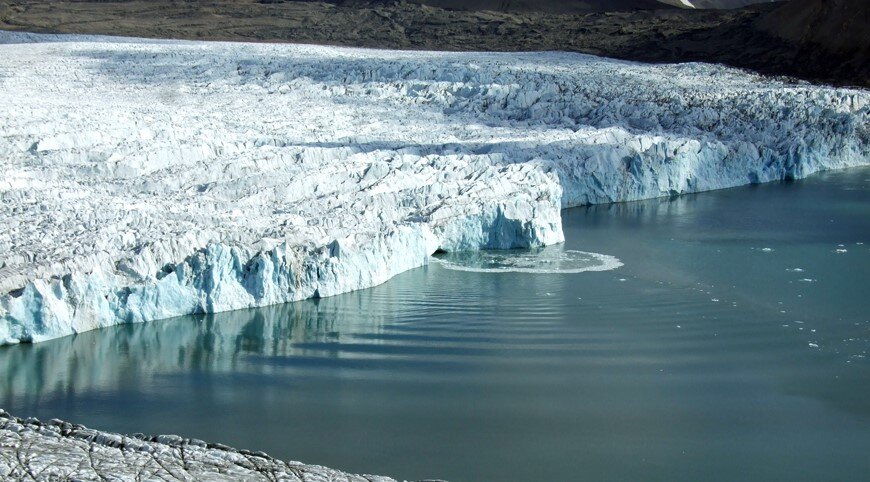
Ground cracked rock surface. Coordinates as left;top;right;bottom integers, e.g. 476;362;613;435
0;31;867;345
0;409;399;482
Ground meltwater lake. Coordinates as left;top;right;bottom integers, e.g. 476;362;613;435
2;168;868;482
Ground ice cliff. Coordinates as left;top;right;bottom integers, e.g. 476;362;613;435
1;31;867;344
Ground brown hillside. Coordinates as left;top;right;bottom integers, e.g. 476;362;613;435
336;0;674;13
757;0;869;55
756;0;869;82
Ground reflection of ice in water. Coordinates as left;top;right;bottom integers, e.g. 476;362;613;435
432;245;622;274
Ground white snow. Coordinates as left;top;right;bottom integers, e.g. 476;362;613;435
0;31;867;344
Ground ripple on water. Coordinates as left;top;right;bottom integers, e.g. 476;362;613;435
431;245;623;274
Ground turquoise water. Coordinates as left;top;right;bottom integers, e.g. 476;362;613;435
2;168;868;481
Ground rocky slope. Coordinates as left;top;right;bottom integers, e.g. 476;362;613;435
0;31;867;344
659;0;778;8
338;0;673;13
757;0;868;57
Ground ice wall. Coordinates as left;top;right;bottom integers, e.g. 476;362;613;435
0;32;867;344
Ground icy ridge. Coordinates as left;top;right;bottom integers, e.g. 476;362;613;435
1;32;867;344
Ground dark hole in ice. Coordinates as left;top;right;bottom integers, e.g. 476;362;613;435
156;264;175;280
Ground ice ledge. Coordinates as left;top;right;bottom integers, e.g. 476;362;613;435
0;409;410;482
2;203;562;344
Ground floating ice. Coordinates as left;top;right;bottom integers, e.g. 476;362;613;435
432;246;622;274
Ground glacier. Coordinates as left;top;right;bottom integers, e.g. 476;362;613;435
0;409;397;481
0;31;867;344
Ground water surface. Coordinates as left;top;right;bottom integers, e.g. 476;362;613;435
2;168;868;481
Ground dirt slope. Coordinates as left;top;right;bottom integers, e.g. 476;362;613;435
337;0;673;12
756;0;869;83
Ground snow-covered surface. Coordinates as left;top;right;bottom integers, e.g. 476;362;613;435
1;31;867;344
0;409;397;481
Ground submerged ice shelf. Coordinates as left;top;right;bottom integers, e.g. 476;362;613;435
0;31;867;344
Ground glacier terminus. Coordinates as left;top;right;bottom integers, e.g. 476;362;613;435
0;31;867;345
